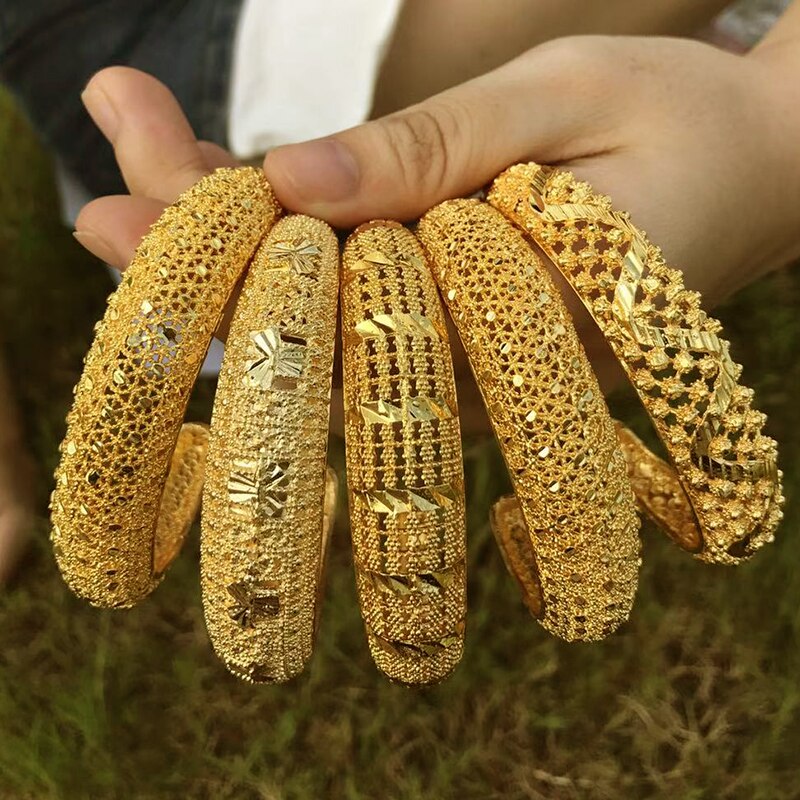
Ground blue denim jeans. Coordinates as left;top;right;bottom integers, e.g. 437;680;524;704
0;0;244;196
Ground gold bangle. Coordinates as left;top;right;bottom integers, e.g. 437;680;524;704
417;199;641;641
341;221;467;685
152;421;209;575
488;163;784;564
51;168;280;607
614;422;702;553
201;215;339;684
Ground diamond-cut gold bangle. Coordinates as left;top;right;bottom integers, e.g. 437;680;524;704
488;163;783;564
341;221;467;685
201;215;339;684
50;168;280;607
417;199;641;641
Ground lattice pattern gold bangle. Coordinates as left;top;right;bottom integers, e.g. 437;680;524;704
201;215;339;684
50;167;280;607
417;199;641;641
488;163;783;564
341;221;467;685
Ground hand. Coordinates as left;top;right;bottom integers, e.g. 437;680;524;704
266;33;800;291
75;34;800;430
260;34;800;384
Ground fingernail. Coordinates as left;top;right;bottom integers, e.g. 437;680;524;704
81;84;120;143
267;139;360;203
73;230;119;266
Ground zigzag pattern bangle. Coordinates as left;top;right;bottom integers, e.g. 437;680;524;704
341;221;467;685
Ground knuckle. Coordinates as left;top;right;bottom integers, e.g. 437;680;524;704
141;147;207;198
528;35;624;95
378;104;460;193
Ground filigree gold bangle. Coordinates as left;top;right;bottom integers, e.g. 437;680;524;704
201;215;339;684
488;163;784;564
341;221;467;685
50;167;280;607
417;199;641;641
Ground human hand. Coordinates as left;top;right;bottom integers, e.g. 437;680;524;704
261;33;800;384
75;33;800;430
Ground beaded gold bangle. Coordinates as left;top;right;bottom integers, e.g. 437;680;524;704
51;168;280;607
488;163;783;564
201;215;340;684
417;199;641;641
341;221;467;685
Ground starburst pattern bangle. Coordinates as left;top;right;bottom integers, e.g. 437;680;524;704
201;215;340;684
341;221;467;685
50;168;280;607
417;199;641;641
488;163;783;564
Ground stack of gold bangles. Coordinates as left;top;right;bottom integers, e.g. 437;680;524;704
51;162;784;685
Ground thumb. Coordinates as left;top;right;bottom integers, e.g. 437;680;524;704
263;38;626;227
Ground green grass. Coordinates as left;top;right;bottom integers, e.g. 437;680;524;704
1;88;799;800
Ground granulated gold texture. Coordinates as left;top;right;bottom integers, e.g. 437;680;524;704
341;221;467;684
489;496;545;619
202;215;339;684
418;200;641;641
153;422;209;575
489;163;783;564
51;168;280;607
614;423;702;553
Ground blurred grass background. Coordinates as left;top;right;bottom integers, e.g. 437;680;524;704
0;86;798;800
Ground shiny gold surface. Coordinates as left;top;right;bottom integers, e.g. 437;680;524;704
51;168;280;606
614;423;702;553
153;422;210;575
341;222;466;685
202;216;339;684
418;200;641;641
489;163;783;563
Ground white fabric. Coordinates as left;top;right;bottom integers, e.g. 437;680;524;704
228;0;402;158
715;0;791;47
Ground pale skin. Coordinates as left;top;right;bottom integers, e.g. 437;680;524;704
0;358;35;583
4;1;799;579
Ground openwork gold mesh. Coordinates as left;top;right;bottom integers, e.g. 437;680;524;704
417;200;641;641
51;168;280;607
489;163;783;564
341;221;467;685
202;215;339;684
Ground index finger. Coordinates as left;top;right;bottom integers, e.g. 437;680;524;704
82;66;226;202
